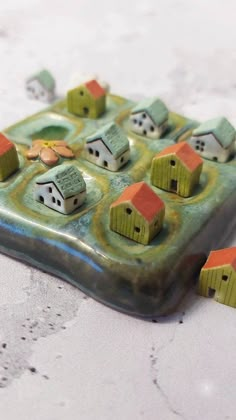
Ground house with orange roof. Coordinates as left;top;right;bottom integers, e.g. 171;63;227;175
151;141;203;197
198;247;236;308
0;133;19;181
110;181;165;245
67;79;106;118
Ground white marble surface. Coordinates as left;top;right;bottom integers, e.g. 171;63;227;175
0;1;236;419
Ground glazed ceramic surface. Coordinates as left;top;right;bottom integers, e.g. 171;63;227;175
2;94;236;318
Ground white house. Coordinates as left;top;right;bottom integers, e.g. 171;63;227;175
35;164;86;214
189;117;235;163
26;69;56;103
129;97;169;139
84;122;130;171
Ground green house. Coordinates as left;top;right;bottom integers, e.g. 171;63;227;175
130;97;169;139
0;133;19;181
151;142;203;197
110;181;165;245
67;79;106;118
198;247;236;308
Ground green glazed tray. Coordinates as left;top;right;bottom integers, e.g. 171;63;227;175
1;93;236;318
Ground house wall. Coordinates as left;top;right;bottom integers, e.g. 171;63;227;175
35;182;85;214
110;203;164;245
0;147;19;181
26;79;53;103
85;139;130;171
35;182;65;213
130;112;161;139
64;191;86;213
151;154;202;197
198;266;236;308
149;208;165;242
110;202;149;244
189;133;234;163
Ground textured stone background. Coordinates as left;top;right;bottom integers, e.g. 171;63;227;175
0;1;236;419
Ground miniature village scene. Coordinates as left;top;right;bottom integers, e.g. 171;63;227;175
0;72;235;316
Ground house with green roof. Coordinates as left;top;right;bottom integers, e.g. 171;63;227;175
35;164;86;214
26;69;56;103
130;97;169;139
189;117;235;163
85;122;130;171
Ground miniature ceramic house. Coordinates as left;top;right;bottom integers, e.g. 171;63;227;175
110;181;165;245
198;247;236;308
67;79;106;118
85;122;130;171
130;97;168;139
189;117;235;163
35;164;86;214
26;69;56;103
151;142;203;198
68;72;110;93
0;133;19;181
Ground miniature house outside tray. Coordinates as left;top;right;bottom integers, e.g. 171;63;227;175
0;90;235;319
198;247;236;308
26;69;56;103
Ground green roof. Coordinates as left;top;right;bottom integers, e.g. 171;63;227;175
131;97;168;126
86;122;129;158
27;69;55;91
192;117;235;148
36;164;86;199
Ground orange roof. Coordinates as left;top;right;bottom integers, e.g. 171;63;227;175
0;133;15;156
155;142;203;172
111;181;165;223
85;79;105;99
203;247;236;271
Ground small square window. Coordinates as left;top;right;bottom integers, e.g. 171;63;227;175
222;275;228;281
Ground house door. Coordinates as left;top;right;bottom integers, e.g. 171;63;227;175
170;179;178;192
